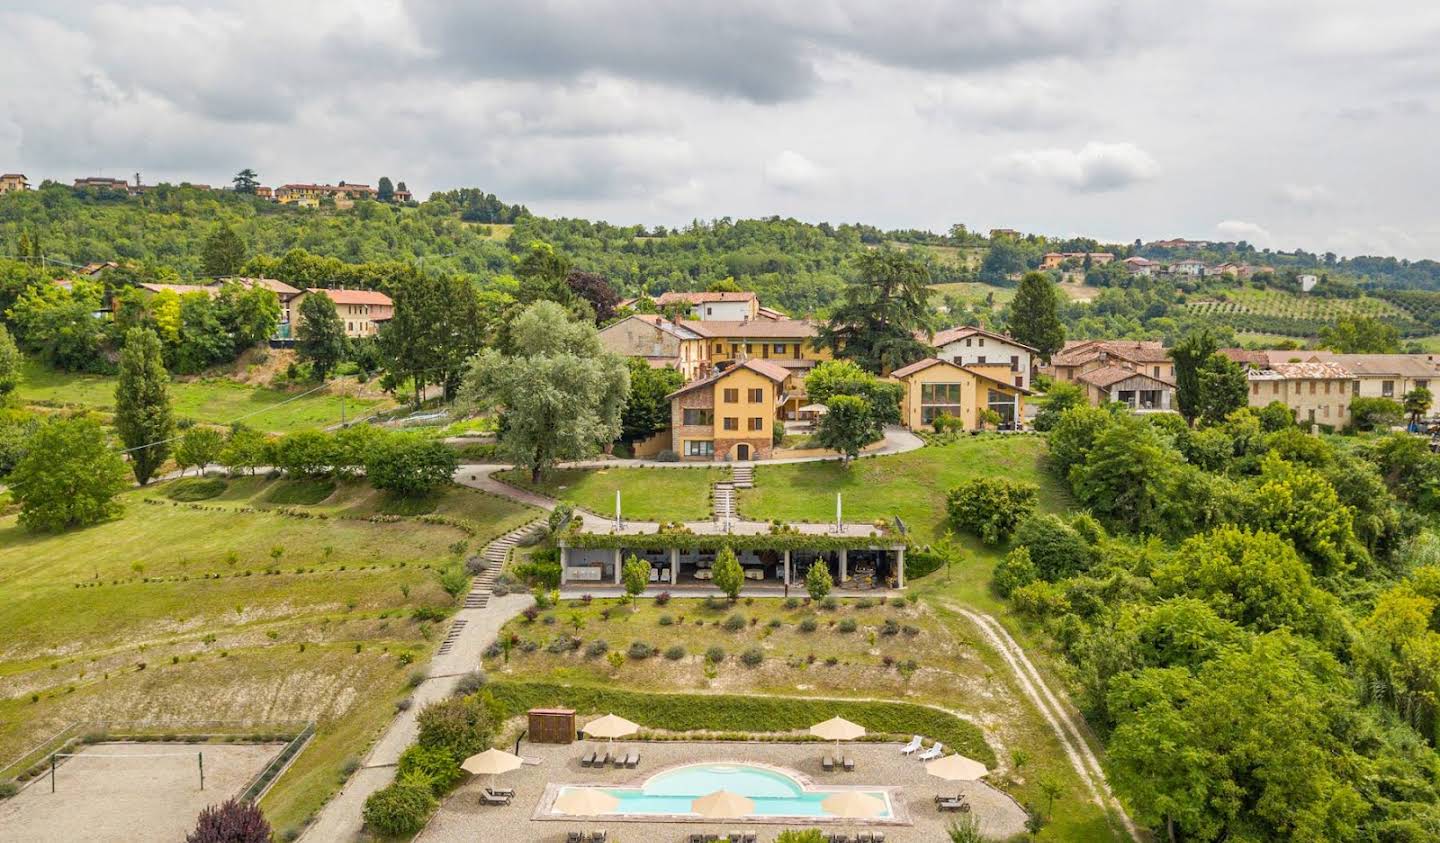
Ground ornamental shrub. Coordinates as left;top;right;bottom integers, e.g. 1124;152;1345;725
362;773;436;837
185;798;271;843
396;743;462;794
945;478;1038;545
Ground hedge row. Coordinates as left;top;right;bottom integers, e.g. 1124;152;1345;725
487;681;994;766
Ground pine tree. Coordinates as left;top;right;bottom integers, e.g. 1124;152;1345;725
1007;272;1065;360
377;176;394;202
201;224;246;277
114;327;173;485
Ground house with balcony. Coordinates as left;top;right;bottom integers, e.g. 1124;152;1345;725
888;357;1030;431
0;173;28;194
931;325;1035;389
668;359;795;461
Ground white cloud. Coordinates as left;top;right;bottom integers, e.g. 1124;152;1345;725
1215;220;1273;246
763;150;827;192
917;78;1083;132
1276;183;1332;206
991;142;1159;193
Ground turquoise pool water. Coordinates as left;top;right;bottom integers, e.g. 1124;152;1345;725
556;763;893;818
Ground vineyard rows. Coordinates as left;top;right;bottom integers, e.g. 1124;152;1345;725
1184;290;1429;337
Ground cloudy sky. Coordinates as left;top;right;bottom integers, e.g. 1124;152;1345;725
3;1;1440;258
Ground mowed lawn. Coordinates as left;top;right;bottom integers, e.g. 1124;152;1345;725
16;359;392;434
739;435;1066;544
497;466;724;521
0;477;537;836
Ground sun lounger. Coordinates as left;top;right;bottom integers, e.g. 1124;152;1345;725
479;789;511;806
598;751;612;768
568;832;584;843
855;833;874;843
938;799;965;812
490;786;515;798
625;750;640;768
842;756;855;772
744;833;758;843
589;832;608;843
917;741;943;761
822;755;836;772
873;833;885;842
900;735;923;755
729;831;743;842
580;750;597;767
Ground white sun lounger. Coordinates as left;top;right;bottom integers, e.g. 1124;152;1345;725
900;735;923;755
917;741;944;761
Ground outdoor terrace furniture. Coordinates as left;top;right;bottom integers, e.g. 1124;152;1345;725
624;750;640;768
917;741;944;761
900;735;923;755
826;834;851;843
580;750;597;767
937;799;970;813
568;832;584;843
590;832;609;843
822;755;836;771
842;756;855;772
490;786;516;798
598;751;613;767
479;789;512;806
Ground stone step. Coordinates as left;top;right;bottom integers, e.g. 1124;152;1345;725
436;619;468;655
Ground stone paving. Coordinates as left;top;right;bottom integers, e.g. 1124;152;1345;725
416;741;1027;843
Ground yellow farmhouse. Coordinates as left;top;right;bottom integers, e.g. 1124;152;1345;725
668;359;796;461
888;357;1031;431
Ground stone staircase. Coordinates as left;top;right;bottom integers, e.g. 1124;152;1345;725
463;519;543;610
436;618;467;655
731;463;754;488
712;482;737;521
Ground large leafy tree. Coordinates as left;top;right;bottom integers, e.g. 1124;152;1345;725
6;277;107;372
296;292;347;380
1170;330;1219;426
231;169;260;194
377;176;394;202
114;327;173;485
514;241;577;310
1320;315;1400;354
803;360;902;425
1404;387;1433;426
621;358;683;443
175;292;233;374
1007;272;1065;360
365;433;459;496
566;270;621;323
818;249;932;374
462;301;629;482
213;281;280;354
201;223;246;277
814;393;880;464
175;427;224;476
379;270;484;405
9;414;128;532
0;323;20;397
1194;353;1248;425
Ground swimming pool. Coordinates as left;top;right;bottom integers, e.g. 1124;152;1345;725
554;763;894;819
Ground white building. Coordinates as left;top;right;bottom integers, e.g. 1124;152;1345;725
930;326;1036;389
1299;274;1318;292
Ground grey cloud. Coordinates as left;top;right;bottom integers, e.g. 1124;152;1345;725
991;142;1159;193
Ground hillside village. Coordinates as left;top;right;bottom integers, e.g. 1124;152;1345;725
2;178;1440;843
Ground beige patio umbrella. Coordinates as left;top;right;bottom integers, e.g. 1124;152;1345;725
821;791;887;819
925;753;989;782
585;713;640;752
462;747;523;791
692;789;756;819
554;788;620;816
809;716;866;755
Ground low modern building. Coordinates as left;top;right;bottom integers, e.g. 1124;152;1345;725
888;357;1030;430
0;173;28;194
931;325;1035;389
668;359;794;461
558;522;908;592
1122;256;1159;276
597;314;709;381
294;287;394;338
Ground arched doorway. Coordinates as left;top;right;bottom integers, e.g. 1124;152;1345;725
735;443;751;461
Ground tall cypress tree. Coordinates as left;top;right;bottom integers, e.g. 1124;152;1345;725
114;327;173;485
1007;272;1065;360
201;224;246;277
1171;329;1219;426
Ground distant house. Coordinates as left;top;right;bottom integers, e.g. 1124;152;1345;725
1209;262;1256;278
1167;259;1206;277
667;359;794;462
1039;252;1114;271
618;291;761;321
1228;350;1440;402
78;261;121;277
294;288;393;338
1150;238;1212;249
989;228;1021;239
275;182;377;208
73;176;132;192
1047;339;1177;412
1122;256;1159;276
1298;273;1319;292
888;357;1030;431
597;314;709;381
930;325;1035;389
0;173;28;194
254;186;274;200
215;277;303;340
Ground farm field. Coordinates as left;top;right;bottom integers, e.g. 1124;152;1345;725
15;360;393;434
0;476;537;836
1183;288;1427;337
495;465;724;521
929;281;1016;306
887;241;985;270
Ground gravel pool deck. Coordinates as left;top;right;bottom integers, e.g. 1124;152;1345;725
418;741;1026;843
0;741;284;843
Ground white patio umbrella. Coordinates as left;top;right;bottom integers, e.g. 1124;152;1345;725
554;788;620;816
584;713;641;753
809;716;866;755
925;753;989;782
461;747;523;791
798;403;829;414
821;791;887;819
692;789;756;819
